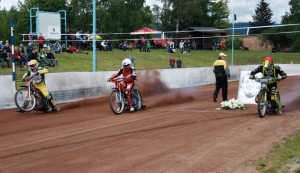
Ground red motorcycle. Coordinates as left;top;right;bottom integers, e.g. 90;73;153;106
14;76;52;113
107;76;143;115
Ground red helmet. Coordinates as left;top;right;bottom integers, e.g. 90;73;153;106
263;56;273;64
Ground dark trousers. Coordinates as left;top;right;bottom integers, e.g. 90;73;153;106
213;76;228;101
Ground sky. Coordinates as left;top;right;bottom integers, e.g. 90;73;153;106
1;0;290;24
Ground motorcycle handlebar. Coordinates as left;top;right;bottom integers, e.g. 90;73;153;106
107;77;125;83
254;77;282;83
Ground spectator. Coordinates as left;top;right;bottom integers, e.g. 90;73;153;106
179;40;184;54
220;42;227;51
176;56;182;68
169;40;176;53
40;48;51;66
20;52;27;67
166;38;171;53
46;50;59;67
11;47;21;66
61;44;66;52
137;38;142;51
141;37;146;52
169;55;175;68
19;43;25;54
1;49;11;68
67;45;78;53
101;40;107;51
75;30;85;43
3;42;11;58
0;41;3;52
212;52;230;102
187;40;191;54
45;40;51;51
183;40;188;53
192;41;197;50
106;40;113;51
122;40;131;51
38;33;45;52
146;41;151;52
53;42;62;54
27;48;38;62
26;43;33;55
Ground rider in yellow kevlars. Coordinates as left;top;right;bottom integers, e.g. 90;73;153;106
249;56;287;114
17;59;60;112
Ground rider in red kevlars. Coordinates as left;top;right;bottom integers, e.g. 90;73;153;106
110;58;137;112
249;56;287;114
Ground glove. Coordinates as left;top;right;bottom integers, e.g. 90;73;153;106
107;78;111;82
249;75;254;79
126;75;132;79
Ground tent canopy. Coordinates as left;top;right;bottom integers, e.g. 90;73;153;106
89;35;102;40
130;27;161;35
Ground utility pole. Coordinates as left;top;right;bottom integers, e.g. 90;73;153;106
231;13;236;66
10;19;16;83
92;0;96;72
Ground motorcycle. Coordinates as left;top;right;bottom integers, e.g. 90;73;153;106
14;76;52;113
254;76;282;118
107;77;143;115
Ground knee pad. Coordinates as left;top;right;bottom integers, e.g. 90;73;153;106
270;94;275;100
46;94;52;100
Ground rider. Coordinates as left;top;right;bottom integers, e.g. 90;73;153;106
109;58;137;112
18;59;60;112
249;56;287;114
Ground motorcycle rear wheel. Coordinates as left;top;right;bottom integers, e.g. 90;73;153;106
132;88;143;111
109;90;125;115
14;88;36;112
257;92;267;118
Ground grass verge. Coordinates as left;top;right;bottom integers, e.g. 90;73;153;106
246;130;300;172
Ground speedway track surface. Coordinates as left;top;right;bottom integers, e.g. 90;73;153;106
1;75;300;173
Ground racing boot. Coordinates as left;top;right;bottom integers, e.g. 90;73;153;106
277;109;282;114
16;109;24;113
48;96;61;112
126;93;134;112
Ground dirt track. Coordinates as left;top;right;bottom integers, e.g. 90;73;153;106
1;75;300;173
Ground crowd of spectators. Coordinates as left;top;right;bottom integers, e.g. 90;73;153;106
0;33;61;69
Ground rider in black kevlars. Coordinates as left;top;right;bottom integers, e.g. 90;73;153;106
249;56;287;114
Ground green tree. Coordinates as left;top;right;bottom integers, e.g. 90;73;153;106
67;0;93;32
0;9;10;42
261;27;292;51
281;0;300;51
159;0;229;33
249;0;274;34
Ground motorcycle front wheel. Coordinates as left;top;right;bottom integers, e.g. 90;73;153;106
14;88;36;112
257;92;267;118
109;90;125;115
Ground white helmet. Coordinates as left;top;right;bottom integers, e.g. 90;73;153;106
122;58;131;70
